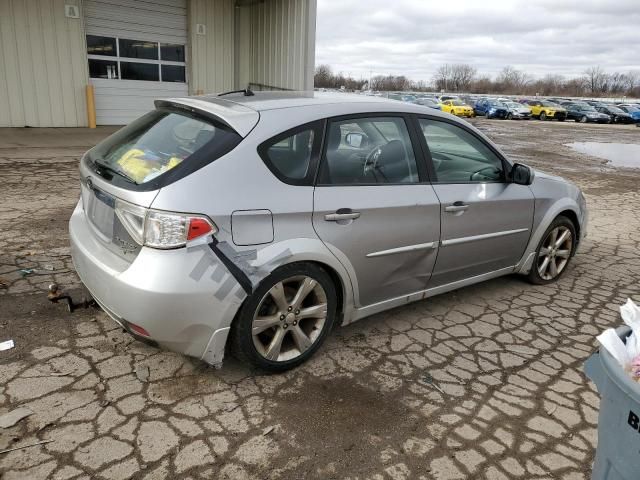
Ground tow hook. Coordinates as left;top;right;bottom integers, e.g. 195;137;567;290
47;283;96;313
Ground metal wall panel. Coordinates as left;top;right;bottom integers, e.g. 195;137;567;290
0;0;88;127
239;0;316;91
189;0;316;95
188;0;235;95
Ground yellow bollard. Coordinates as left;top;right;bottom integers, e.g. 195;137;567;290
86;85;96;129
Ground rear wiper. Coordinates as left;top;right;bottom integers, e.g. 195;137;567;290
93;161;138;185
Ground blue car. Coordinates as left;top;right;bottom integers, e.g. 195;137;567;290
474;99;509;119
617;104;640;123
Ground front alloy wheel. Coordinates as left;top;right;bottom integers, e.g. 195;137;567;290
230;263;337;371
539;111;547;120
528;216;576;285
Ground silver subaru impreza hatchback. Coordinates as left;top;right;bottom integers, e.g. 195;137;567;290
70;91;588;371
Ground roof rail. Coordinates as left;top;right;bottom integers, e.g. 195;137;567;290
217;88;255;97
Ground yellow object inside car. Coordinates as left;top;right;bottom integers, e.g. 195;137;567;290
117;148;183;183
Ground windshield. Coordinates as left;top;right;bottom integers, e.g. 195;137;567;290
540;101;559;107
505;102;522;108
451;100;466;106
86;109;241;187
607;106;625;114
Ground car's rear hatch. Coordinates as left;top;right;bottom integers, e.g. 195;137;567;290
78;97;259;264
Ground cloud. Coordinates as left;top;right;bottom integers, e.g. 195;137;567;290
315;0;640;81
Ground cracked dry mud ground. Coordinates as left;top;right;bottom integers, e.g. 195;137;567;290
1;121;639;480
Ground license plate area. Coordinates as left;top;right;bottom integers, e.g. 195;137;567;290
83;183;115;239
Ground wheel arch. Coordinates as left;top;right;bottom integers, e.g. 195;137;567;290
558;209;580;249
516;199;582;275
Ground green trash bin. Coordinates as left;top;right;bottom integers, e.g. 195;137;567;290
584;326;640;480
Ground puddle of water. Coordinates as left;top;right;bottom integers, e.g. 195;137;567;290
566;142;640;168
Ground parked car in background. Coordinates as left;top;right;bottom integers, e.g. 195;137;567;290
502;101;532;120
525;100;567;121
387;93;418;104
593;104;634;124
439;95;459;102
70;91;588;371
616;104;640;123
440;99;475;117
561;102;611;123
474;99;508;119
415;97;441;110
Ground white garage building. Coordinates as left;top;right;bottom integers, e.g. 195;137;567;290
0;0;316;126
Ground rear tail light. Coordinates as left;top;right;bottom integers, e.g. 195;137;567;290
115;199;217;250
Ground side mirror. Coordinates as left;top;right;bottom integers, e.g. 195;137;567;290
510;163;534;185
345;132;367;148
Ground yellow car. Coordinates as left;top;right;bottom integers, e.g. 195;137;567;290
525;100;567;121
439;99;475;117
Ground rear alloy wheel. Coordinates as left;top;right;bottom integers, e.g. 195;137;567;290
506;112;513;120
230;263;337;371
528;216;576;285
580;115;587;123
539;111;547;120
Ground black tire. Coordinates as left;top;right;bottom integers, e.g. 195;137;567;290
539;111;547;121
527;215;577;285
229;262;337;372
506;112;513;120
580;115;587;123
558;117;565;122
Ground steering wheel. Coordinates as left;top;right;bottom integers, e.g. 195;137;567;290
362;145;383;177
470;166;500;182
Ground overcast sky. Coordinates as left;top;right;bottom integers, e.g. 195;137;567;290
315;0;640;81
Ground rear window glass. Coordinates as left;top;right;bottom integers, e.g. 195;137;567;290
86;109;240;187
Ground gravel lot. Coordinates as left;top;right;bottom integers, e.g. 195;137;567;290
1;119;639;480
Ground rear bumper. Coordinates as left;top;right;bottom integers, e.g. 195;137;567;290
69;200;242;365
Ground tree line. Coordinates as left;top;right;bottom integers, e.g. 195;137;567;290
314;64;640;97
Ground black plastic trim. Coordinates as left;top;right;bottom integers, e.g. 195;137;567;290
208;239;253;295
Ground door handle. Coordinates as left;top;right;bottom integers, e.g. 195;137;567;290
324;208;361;222
445;202;469;213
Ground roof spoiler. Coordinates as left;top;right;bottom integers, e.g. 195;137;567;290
154;98;259;138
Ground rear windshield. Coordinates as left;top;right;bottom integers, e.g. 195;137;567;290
85;108;241;190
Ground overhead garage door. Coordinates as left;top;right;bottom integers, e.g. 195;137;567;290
84;0;188;125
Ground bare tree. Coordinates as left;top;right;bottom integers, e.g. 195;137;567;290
583;66;608;95
625;70;640;92
450;64;477;92
314;64;334;88
433;64;452;91
497;66;531;93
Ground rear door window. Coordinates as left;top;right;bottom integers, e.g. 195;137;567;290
86;109;241;189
